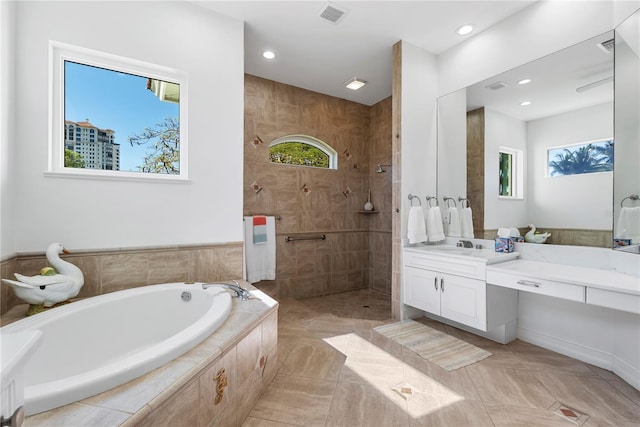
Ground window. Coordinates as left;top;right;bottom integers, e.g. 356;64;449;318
498;147;524;199
547;139;613;177
48;41;188;181
269;135;337;169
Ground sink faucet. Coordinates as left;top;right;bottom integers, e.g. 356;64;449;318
202;280;251;300
458;240;474;248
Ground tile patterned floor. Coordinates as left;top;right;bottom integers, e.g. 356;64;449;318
243;289;640;427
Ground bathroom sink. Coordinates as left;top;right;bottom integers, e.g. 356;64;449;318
407;244;519;264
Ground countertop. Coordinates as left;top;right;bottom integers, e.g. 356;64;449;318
487;259;640;295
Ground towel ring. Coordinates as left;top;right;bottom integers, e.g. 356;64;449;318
426;195;438;208
458;197;471;209
443;196;457;208
408;194;422;206
620;194;640;207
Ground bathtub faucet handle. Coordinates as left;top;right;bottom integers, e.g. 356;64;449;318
203;281;250;301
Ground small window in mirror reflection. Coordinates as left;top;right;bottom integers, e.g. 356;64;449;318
547;139;613;177
498;147;523;199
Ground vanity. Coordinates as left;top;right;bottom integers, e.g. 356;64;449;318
403;245;520;344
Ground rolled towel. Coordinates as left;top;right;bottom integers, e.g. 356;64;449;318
446;207;461;237
427;206;445;242
407;206;428;244
616;206;640;243
460;207;474;238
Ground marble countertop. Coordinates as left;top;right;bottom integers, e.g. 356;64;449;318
404;244;519;265
487;259;640;295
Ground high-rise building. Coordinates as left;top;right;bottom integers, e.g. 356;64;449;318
64;120;120;170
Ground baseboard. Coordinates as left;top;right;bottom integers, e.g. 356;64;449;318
613;355;640;391
517;326;613;370
517;326;640;389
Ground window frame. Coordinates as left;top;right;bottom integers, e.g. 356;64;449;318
269;135;338;170
498;146;524;200
47;41;189;182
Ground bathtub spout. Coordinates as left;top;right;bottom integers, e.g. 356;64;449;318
203;280;250;301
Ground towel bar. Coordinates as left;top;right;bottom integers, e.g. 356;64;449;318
408;194;422;206
620;194;639;207
443;196;457;208
285;234;326;242
244;214;282;220
426;195;439;207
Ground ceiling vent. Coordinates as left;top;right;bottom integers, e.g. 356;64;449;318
486;81;509;91
597;39;615;53
318;2;348;24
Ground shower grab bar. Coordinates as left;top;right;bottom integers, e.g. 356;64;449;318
443;196;457;208
408;194;422;206
244;214;282;220
426;195;439;207
458;197;471;209
620;194;639;207
285;234;326;242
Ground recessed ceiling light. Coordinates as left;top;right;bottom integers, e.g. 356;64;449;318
345;77;366;90
457;24;474;36
520;100;532;106
518;78;532;85
262;50;276;60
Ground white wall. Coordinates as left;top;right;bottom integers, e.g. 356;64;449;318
8;1;244;255
484;108;528;229
400;41;438;241
0;1;16;257
527;102;613;230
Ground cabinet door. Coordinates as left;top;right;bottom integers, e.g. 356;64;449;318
403;266;441;315
440;274;487;331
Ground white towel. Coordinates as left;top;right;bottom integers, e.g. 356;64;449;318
460;207;474;238
407;206;428;244
244;216;276;283
427;206;445;242
446;207;461;237
616;207;640;243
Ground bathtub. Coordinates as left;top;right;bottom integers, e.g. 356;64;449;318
0;282;232;416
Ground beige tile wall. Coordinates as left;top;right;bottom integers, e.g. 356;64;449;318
0;243;243;316
243;74;392;299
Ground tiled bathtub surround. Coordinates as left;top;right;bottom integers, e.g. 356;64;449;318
15;283;278;427
0;243;243;317
243;74;392;299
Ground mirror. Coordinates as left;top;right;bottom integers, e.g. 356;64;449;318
613;9;640;252
437;31;616;248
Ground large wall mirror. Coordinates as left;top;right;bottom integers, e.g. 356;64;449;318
437;16;638;251
614;9;640;253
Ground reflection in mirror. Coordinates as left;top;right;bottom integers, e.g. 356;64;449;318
437;32;615;248
613;9;640;252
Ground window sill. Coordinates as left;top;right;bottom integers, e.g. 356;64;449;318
44;170;191;184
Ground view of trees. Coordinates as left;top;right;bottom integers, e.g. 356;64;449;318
128;117;180;174
64;149;86;168
548;140;613;176
269;142;330;168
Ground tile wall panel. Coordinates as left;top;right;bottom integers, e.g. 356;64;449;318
244;74;392;299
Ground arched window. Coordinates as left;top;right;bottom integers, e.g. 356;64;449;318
269;135;337;169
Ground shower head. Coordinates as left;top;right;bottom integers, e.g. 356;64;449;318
376;164;392;173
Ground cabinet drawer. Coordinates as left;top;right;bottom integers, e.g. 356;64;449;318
404;252;485;280
487;270;585;303
587;288;640;315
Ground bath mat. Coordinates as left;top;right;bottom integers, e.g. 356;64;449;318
374;319;491;371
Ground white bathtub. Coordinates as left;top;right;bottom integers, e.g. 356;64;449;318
0;282;232;416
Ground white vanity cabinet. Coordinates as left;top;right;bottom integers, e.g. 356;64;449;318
403;247;518;335
404;265;487;330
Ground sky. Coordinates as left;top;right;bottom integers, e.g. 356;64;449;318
64;61;179;172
